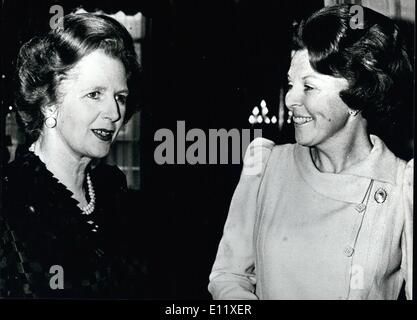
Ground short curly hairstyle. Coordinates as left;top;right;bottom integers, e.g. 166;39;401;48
293;4;413;134
15;13;142;140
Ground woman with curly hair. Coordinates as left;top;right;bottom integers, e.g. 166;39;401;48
209;4;413;300
1;13;145;298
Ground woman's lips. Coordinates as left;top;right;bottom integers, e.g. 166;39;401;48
293;116;313;125
91;129;114;142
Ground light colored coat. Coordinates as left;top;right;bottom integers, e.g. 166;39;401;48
208;136;413;300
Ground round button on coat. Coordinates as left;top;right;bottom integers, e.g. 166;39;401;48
343;246;354;257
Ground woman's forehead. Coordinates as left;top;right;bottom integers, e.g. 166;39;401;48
288;50;349;88
288;50;315;78
62;50;128;89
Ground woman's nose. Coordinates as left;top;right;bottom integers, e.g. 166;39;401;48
285;87;303;111
102;96;121;122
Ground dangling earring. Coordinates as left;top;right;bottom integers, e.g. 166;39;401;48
45;116;57;128
287;110;293;124
348;109;359;117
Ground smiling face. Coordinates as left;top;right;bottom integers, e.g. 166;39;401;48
51;50;128;159
285;50;352;148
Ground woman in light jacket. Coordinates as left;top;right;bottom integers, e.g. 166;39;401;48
208;4;413;300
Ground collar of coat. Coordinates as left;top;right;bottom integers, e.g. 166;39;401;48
294;135;403;204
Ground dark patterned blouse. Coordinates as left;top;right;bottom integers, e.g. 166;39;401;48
0;151;147;299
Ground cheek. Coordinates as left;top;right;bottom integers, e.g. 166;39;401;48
325;103;349;128
61;109;80;129
314;93;346;121
57;108;71;129
58;101;91;132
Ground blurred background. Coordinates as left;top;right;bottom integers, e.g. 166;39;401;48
0;0;414;299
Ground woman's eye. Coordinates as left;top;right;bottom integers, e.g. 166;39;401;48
116;95;128;105
87;91;101;100
304;85;314;91
287;83;293;89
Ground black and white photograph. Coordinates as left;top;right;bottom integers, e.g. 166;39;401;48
0;0;414;310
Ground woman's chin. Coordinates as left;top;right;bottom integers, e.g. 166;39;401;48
84;146;112;159
295;133;313;147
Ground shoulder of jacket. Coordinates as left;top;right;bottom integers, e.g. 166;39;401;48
271;142;296;156
242;138;296;176
244;138;296;159
393;157;413;183
3;154;36;189
242;138;274;175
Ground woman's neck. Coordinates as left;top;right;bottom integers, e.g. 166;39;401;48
310;126;373;174
32;133;91;205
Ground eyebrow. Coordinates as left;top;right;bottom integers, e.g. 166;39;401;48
302;75;321;81
287;74;322;81
82;86;106;92
116;89;129;95
82;86;129;94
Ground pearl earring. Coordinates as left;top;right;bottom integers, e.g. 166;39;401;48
45;116;57;128
287;110;293;124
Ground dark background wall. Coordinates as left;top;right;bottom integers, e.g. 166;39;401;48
1;0;413;299
140;0;323;299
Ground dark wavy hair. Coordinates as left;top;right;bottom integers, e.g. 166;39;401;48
15;13;142;140
293;4;413;135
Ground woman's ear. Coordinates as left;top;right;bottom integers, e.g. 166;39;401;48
41;104;59;129
41;104;58;118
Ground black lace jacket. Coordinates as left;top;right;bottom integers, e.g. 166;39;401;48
0;151;147;299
